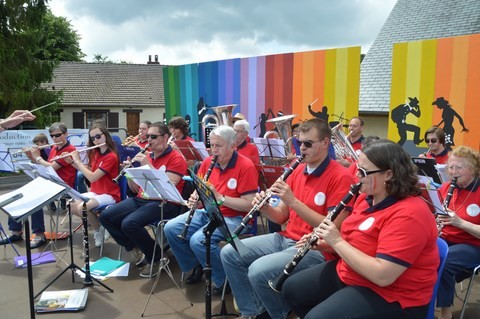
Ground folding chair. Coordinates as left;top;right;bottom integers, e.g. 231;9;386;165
426;237;449;319
457;264;480;319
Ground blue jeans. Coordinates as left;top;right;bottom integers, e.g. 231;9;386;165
220;232;325;319
98;197;181;263
164;209;248;288
7;208;45;234
437;242;480;307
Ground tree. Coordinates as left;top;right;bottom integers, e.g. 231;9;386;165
92;53;112;63
0;0;85;128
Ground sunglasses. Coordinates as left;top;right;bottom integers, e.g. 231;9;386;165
425;138;438;144
297;140;319;148
356;163;387;178
146;134;163;139
50;133;64;138
90;133;103;140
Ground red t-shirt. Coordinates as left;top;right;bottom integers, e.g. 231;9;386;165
198;152;258;218
439;178;480;246
89;150;120;202
137;146;188;200
337;194;439;308
237;140;260;165
134;137;149;149
280;157;354;241
427;149;449;164
48;142;77;188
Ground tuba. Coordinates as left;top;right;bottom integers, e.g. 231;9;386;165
264;114;297;160
331;123;358;161
201;104;236;145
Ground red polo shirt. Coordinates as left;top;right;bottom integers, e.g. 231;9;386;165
236;140;260;164
48;142;77;188
89;150;120;202
337;194;439;308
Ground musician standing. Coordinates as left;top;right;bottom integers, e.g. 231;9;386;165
282;140;438;319
63;122;120;248
418;127;449;164
337;116;364;168
234;119;260;165
164;125;258;295
99;122;187;277
220;118;353;319
436;146;480;319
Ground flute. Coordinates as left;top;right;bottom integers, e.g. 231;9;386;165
232;156;304;237
269;182;362;292
11;142;61;155
49;143;106;161
437;176;457;234
112;144;150;184
177;155;218;240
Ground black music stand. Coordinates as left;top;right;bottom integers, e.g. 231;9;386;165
190;171;242;319
412;157;443;184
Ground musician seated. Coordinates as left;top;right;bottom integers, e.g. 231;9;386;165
99;122;188;278
63;122;120;248
220;118;353;319
234;119;260;165
164;125;258;295
282;140;439;319
168;116;195;141
133;120;151;148
418;126;449;164
436;146;480;319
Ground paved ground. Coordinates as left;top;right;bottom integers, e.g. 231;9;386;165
0;178;479;319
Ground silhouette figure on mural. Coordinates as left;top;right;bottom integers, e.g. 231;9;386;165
254;108;274;137
432;97;469;150
391;97;423;146
308;104;330;123
185;114;196;138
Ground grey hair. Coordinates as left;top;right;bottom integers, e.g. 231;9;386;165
233;119;250;132
210;125;237;147
48;122;68;133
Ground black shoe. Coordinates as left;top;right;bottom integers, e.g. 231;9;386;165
256;311;272;319
0;233;23;245
185;265;204;284
60;198;67;210
212;282;231;296
30;235;47;249
49;202;57;211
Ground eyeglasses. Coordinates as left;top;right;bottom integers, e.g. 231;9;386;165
356;163;387;178
425;138;438;144
447;165;465;171
146;134;164;139
50;133;64;138
297;140;319;148
90;133;103;140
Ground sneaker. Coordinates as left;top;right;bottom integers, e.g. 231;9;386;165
93;230;103;248
0;233;23;245
132;247;145;266
103;227;110;242
30;234;47;249
140;262;159;278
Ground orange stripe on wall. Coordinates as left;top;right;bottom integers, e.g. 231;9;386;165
433;38;454;126
462;34;480;148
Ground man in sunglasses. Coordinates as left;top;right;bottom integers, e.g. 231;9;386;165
221;118;354;319
99;122;188;278
0;122;77;249
418;126;449;164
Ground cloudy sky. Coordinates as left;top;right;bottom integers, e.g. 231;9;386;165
49;0;397;65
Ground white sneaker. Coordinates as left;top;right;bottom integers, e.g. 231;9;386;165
93;230;103;248
102;227;110;242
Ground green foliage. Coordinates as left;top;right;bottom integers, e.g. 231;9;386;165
0;0;84;128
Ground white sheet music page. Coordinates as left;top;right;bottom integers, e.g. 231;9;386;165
0;177;65;220
191;141;209;159
418;175;443;215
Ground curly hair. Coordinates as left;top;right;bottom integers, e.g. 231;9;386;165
362;139;421;199
450;146;480;177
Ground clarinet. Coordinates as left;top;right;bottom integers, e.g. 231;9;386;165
269;182;362;292
112;144;149;184
437;176;457;234
81;202;93;285
177;155;218;240
232;156;304;236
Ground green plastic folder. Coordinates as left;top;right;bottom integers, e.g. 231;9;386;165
89;257;126;276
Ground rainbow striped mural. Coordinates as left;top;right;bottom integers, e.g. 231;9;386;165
163;47;361;140
388;33;480;152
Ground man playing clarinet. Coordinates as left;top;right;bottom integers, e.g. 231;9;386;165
220;118;353;319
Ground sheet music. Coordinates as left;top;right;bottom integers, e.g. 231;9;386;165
252;137;286;158
0;177;66;221
435;164;449;183
418;175;443;215
191;141;209;159
125;165;186;204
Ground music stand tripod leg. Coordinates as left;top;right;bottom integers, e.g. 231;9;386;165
0;221;20;257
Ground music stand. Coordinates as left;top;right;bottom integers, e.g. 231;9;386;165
190;170;243;319
124;166;193;316
174;140;209;161
412;157;443;184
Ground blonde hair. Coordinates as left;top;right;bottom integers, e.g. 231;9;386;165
449;146;480;176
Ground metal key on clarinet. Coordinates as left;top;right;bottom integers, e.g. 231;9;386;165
177;155;218;240
232;155;304;237
269;182;362;292
112;144;149;184
437;176;457;234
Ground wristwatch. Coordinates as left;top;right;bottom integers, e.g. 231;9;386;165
217;194;226;206
35;156;42;163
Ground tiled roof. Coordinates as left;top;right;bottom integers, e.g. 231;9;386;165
42;62;165;107
360;0;480;113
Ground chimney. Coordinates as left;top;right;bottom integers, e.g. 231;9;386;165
148;55;152;63
147;54;160;65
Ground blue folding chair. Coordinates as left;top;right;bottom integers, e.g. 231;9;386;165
426;237;449;319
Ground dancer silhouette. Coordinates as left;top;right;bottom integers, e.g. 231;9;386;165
432;97;469;150
391;97;423;146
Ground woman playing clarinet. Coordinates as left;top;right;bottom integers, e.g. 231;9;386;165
283;140;439;319
436;146;480;319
